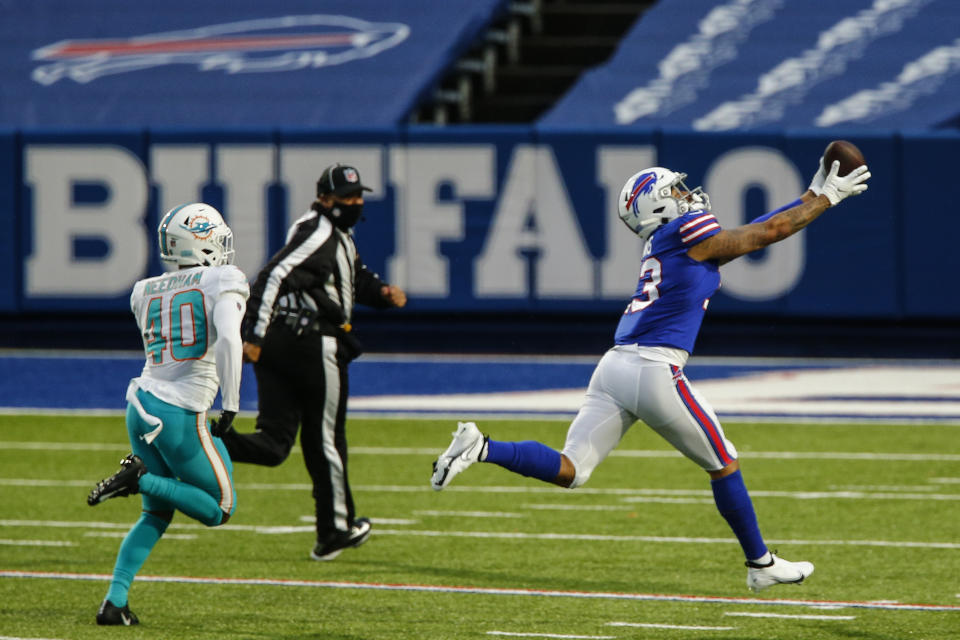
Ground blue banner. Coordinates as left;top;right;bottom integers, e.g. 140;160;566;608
901;133;960;317
5;127;958;321
0;0;508;129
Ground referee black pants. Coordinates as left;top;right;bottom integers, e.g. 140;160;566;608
222;324;356;543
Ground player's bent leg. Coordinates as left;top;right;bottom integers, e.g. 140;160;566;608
561;387;635;488
224;359;301;466
131;399;236;526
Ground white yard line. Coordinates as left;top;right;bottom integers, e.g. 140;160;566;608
372;529;960;550
298;515;420;526
2;519;957;549
4;442;960;463
0;539;75;547
724;611;855;620
487;633;614;639
413;510;525;519
82;531;197;540
522;503;648;511
523;501;715;509
2;570;958;612
619;490;960;502
607;621;734;630
1;479;957;502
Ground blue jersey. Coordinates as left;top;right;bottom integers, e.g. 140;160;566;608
614;211;722;353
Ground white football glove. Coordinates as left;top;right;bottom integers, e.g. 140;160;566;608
820;160;870;206
808;156;827;196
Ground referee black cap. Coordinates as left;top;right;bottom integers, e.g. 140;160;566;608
316;163;372;198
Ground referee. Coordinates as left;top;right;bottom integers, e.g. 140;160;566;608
220;163;406;561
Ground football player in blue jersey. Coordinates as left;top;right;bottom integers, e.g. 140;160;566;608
431;156;870;592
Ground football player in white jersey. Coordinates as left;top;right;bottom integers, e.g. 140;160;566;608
432;156;870;592
87;203;249;625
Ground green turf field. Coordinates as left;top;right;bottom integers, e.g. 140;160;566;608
1;414;958;639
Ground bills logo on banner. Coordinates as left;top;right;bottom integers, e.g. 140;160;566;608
31;15;410;85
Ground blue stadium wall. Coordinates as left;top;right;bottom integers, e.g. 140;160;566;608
1;126;957;355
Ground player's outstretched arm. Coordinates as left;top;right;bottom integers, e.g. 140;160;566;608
688;160;870;265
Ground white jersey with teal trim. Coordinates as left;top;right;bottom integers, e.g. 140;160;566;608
130;265;249;413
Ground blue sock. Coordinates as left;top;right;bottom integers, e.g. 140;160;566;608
711;470;767;561
105;511;169;606
484;439;562;483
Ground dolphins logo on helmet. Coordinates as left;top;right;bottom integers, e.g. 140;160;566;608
180;216;218;240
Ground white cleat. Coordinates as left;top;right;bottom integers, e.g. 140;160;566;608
430;421;486;491
746;553;815;592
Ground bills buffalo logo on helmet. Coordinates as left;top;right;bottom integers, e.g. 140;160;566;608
626;171;658;214
31;15;410;85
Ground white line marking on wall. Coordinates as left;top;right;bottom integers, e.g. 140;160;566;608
724;611;855;620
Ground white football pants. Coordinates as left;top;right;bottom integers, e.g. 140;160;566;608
561;345;738;488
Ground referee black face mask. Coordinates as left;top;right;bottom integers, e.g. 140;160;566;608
329;198;364;229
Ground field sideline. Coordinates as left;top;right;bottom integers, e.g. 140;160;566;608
1;414;958;639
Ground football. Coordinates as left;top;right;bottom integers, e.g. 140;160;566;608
823;140;866;177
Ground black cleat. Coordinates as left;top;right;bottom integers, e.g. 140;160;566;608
310;517;372;561
88;454;146;506
96;600;139;625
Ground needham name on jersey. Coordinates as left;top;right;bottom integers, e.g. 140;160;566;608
144;271;203;295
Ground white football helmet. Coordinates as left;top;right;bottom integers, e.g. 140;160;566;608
617;167;711;242
158;203;235;267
